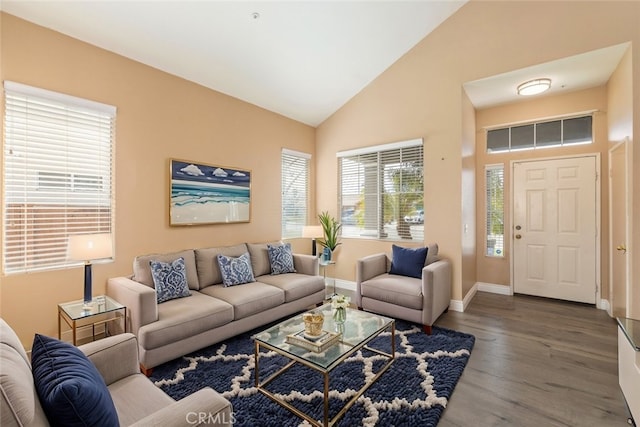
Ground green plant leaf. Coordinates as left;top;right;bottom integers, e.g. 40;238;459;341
317;211;341;251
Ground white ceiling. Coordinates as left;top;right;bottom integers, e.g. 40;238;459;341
1;2;628;126
0;0;467;126
464;42;630;110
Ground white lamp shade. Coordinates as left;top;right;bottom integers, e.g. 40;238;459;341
68;233;113;261
302;225;323;238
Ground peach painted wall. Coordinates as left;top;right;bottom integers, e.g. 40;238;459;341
0;13;316;347
316;0;640;306
607;46;636;316
461;92;477;299
608;48;634;143
475;87;611;298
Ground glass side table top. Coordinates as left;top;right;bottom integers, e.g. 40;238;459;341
254;304;393;371
59;295;124;321
617;317;640;351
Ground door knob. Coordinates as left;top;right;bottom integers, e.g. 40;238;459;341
515;225;521;230
617;244;627;254
515;234;522;239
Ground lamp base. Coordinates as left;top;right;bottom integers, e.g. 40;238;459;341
83;262;93;309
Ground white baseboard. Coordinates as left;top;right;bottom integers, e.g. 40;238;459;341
334;279;355;292
600;298;611;316
448;282;511;312
449;283;478;313
331;279;509;313
474;282;611;314
477;282;513;295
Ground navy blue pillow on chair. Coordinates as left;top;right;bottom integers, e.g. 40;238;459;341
31;334;119;427
389;245;428;279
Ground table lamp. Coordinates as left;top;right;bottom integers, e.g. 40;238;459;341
302;225;323;256
67;233;113;308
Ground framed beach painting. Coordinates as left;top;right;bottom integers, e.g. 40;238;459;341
170;159;251;225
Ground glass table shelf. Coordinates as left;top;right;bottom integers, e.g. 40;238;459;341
58;295;126;345
617;317;640;351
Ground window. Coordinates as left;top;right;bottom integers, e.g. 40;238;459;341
485;164;504;257
487;115;593;153
3;82;115;274
338;139;423;241
281;149;310;238
37;172;103;191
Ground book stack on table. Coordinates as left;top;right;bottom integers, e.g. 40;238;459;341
286;329;341;352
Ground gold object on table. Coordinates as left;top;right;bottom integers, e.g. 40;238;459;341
302;312;324;337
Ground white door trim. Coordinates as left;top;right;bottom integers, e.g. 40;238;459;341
608;139;631;316
509;153;602;307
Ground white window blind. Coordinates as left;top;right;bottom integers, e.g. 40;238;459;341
3;82;115;274
338;139;423;241
281;149;310;238
485;164;504;257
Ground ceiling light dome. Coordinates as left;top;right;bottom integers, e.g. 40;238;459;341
517;78;551;96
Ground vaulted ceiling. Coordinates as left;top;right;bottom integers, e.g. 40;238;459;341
1;1;627;126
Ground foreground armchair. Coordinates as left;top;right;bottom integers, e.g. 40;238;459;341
0;319;232;426
355;243;451;334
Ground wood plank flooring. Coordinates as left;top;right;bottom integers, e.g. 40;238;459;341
435;292;630;427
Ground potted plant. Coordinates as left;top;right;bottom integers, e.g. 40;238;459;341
317;211;341;260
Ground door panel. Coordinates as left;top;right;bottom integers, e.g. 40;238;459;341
513;157;596;303
609;141;629;316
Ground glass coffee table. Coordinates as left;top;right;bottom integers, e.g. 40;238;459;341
253;304;395;427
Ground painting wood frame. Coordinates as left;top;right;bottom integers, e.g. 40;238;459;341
170;159;251;226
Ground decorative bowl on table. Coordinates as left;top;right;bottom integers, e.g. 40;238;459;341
302;312;324;337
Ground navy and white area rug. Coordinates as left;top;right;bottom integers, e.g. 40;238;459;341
150;321;475;427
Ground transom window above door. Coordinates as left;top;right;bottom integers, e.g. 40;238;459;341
487;114;593;153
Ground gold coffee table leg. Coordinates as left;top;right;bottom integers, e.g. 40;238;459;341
324;373;330;426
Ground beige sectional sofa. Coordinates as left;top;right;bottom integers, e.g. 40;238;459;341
107;242;325;372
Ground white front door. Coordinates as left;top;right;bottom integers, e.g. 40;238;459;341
513;156;597;304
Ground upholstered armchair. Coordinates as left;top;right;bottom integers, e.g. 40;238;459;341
355;243;451;334
0;319;232;426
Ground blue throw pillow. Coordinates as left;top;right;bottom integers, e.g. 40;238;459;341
217;252;256;286
150;257;192;303
267;243;296;275
389;245;428;279
31;334;119;427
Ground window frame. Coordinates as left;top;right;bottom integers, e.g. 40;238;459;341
486;114;594;153
485;164;505;258
281;148;311;239
3;81;116;274
337;138;424;242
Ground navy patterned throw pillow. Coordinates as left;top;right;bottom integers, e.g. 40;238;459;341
150;257;191;303
217;252;256;287
267;243;296;275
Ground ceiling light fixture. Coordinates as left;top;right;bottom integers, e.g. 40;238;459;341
517;78;551;96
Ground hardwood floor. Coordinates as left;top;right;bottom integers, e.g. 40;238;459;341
435;292;630;427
